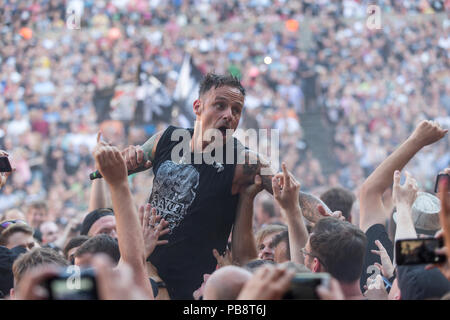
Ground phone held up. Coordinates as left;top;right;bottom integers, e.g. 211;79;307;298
44;267;98;300
434;173;450;193
395;238;446;266
283;273;330;300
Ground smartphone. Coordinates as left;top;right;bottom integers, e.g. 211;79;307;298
0;157;12;172
434;173;450;193
44;267;98;300
283;273;330;300
395;238;446;266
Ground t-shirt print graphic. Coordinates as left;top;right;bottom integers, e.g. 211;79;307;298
149;160;199;234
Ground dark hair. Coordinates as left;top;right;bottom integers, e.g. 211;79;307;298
243;259;276;273
63;235;90;260
12;247;69;285
320;187;355;221
310;217;367;283
261;200;275;218
270;230;290;260
74;234;120;265
199;73;245;97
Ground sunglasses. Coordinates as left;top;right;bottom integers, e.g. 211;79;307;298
0;219;28;229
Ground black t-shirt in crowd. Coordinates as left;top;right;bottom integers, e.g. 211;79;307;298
148;126;241;299
397;265;450;300
360;223;394;291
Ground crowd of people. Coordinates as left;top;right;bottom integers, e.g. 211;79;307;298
0;0;450;301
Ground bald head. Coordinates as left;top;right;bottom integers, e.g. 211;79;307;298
203;266;252;300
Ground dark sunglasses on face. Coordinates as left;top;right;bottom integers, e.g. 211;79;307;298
0;219;28;229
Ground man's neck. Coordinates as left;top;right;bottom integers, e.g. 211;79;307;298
192;122;208;152
339;280;365;300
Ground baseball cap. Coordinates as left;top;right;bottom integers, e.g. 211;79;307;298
80;208;114;236
393;192;441;236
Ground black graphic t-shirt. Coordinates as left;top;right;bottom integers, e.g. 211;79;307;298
148;126;241;299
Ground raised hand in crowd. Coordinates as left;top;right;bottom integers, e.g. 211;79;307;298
360;120;446;233
121;140;156;172
272;163;308;264
237;264;295;300
92;132;154;298
213;248;232;269
371;240;395;279
139;203;169;258
408;120;448;149
231;174;263;266
393;170;419;240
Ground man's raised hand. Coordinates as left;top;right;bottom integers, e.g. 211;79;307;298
392;170;418;209
371;240;395;279
213;248;232;268
121;144;152;172
139;203;169;258
93;132;128;186
272;162;301;213
409;120;447;148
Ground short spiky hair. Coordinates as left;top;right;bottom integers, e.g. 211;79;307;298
310;218;367;283
199;73;246;97
74;234;120;265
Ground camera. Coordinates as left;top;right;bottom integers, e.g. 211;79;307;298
44;267;98;300
283;273;330;300
395;238;446;266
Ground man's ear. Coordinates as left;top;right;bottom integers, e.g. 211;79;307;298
312;257;321;273
193;99;202;117
10;288;15;299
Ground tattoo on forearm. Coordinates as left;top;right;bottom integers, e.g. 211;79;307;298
141;133;161;162
298;192;329;223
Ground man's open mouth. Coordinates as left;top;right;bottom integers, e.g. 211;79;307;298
218;126;228;136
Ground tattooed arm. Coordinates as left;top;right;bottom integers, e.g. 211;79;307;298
233;149;332;224
121;131;164;173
